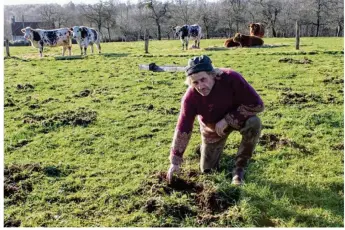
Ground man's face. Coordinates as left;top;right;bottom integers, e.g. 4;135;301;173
189;71;215;96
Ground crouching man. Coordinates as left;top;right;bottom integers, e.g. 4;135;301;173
167;55;264;185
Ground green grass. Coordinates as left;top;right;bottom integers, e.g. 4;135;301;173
4;37;344;227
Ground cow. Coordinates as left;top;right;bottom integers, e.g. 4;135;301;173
21;27;72;57
249;23;265;38
224;38;240;48
233;33;264;47
173;24;202;50
70;26;101;55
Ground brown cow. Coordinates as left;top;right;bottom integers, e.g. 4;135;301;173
224;38;240;47
233;33;264;47
249;23;265;38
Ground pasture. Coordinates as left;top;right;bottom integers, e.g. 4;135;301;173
4;37;344;227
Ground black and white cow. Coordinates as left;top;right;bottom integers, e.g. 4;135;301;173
21;27;72;57
173;24;202;50
70;26;101;55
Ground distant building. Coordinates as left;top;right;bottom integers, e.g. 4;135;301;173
11;16;55;42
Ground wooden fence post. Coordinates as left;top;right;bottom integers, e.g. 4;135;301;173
144;29;149;54
5;39;10;57
295;21;300;50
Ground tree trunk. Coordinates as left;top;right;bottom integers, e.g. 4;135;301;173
272;26;277;37
5;39;10;57
107;28;111;42
337;25;342;37
156;20;161;40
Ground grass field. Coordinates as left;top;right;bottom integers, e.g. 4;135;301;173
3;37;344;227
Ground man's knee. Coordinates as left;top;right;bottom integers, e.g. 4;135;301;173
245;116;262;131
241;116;262;140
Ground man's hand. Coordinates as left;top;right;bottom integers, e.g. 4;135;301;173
166;164;180;184
215;118;228;137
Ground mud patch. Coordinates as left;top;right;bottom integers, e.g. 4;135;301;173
42;108;97;128
259;133;310;153
157;107;179;115
16;83;34;91
331;143;344;151
322;77;343;85
75;89;92;98
139;170;237;220
278;57;312;64
4;219;21;227
4;163;41;205
279;92;322;104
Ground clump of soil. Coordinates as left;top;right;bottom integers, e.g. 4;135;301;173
42;108;97;128
279;92;322;104
16;83;34;91
140;170;235;218
75;89;92;98
322;77;343;85
4;219;21;227
259;133;310;153
4;163;41;204
278;57;312;64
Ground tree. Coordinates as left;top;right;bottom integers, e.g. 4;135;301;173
145;0;170;40
103;0;118;41
254;0;283;37
80;0;107;35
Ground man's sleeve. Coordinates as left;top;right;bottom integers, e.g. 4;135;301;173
169;92;196;165
224;72;264;129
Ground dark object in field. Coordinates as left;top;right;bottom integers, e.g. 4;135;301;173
139;63;186;72
224;38;240;47
233;33;264;47
278;57;312;64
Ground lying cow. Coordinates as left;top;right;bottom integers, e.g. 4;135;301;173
70;26;101;55
173;24;202;50
233;33;264;47
224;38;240;48
21;27;72;57
249;23;265;38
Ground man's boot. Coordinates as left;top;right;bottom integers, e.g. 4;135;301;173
232;167;245;185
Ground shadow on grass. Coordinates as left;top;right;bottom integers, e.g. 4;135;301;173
244;157;344;227
100;53;129;58
4;56;30;62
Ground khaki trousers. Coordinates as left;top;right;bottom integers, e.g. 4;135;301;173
200;116;262;172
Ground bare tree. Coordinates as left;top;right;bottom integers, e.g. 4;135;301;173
38;4;59;28
80;0;107;34
103;0;118;41
145;0;170;40
253;0;283;37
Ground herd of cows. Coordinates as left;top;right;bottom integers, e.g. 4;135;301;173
20;22;265;57
21;26;101;57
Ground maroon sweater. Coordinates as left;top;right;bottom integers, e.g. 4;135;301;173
169;68;264;165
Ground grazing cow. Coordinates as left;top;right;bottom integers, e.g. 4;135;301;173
21;27;72;57
224;38;240;48
70;26;101;55
173;24;202;50
233;33;264;47
249;23;265;38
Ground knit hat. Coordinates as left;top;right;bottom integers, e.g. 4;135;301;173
186;55;214;76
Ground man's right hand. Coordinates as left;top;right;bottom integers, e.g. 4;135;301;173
166;164;180;184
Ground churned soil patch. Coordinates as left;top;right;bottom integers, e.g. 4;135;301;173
259;133;310;153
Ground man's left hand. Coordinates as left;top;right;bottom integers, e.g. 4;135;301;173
215;118;228;137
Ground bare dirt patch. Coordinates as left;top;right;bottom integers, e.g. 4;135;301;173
279;92;322;104
278;57;312;64
259;133;310;153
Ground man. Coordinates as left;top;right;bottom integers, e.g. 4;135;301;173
167;55;264;185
